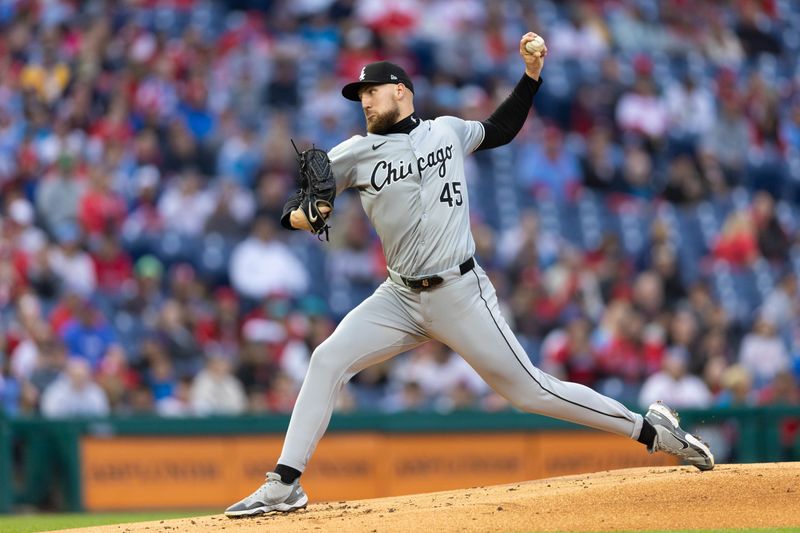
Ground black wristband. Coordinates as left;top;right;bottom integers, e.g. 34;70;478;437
281;189;304;230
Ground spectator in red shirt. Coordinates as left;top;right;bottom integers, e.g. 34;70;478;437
195;287;241;359
78;166;127;238
91;97;134;147
541;316;599;387
712;210;758;266
90;232;134;296
595;305;664;403
49;288;85;337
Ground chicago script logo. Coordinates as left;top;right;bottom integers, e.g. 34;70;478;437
370;144;454;191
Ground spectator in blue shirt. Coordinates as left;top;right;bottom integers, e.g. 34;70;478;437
518;125;582;202
61;298;117;371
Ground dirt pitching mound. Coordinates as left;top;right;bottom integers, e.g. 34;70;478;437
66;463;800;532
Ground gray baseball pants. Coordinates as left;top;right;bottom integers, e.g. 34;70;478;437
278;263;644;471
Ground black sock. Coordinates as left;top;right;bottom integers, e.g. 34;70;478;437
637;419;656;448
274;464;302;484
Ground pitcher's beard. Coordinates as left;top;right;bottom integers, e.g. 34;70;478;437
366;106;401;134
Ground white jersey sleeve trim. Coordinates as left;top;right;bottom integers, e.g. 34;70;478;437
473;121;486;153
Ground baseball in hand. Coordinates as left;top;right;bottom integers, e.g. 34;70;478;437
525;35;545;56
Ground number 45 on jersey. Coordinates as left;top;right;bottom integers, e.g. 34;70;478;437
440;181;463;207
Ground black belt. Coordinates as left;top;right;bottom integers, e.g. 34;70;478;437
400;257;475;290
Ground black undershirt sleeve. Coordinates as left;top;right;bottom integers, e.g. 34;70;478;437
476;74;542;151
280;189;304;230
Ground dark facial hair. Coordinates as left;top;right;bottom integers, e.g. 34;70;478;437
367;104;401;134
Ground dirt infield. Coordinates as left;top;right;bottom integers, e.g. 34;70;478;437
66;463;800;532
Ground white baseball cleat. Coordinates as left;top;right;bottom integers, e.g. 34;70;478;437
645;401;715;471
225;472;308;517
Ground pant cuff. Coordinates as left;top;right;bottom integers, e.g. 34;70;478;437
630;413;644;440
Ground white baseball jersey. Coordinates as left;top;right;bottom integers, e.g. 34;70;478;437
328;116;485;278
276;112;645;475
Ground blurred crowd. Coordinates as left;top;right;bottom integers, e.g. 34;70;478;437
0;0;799;449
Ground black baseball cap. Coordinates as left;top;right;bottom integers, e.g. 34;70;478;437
341;61;414;101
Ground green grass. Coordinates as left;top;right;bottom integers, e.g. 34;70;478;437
0;516;797;533
0;511;214;533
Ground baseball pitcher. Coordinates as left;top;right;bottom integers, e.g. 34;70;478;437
225;32;714;518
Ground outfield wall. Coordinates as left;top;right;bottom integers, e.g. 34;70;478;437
80;431;673;510
1;407;798;512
